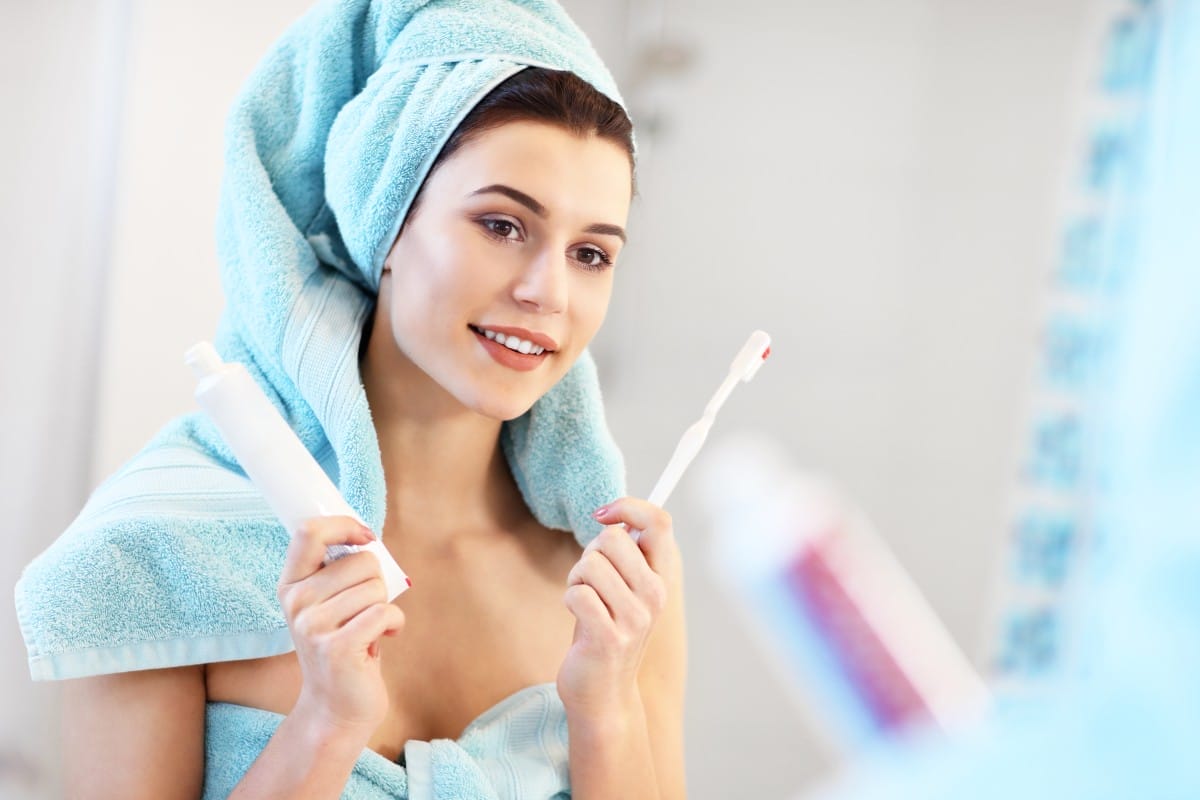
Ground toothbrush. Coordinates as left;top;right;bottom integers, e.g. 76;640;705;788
629;330;772;540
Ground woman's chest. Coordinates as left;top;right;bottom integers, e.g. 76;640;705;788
205;536;580;761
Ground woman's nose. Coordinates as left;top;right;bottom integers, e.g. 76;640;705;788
511;248;567;313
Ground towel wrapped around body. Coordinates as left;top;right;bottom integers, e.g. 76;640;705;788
204;683;570;799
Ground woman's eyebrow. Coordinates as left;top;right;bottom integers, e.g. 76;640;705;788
584;223;626;243
468;183;626;243
469;184;547;216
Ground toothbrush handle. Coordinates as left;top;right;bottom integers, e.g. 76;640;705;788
648;418;712;507
630;422;707;545
647;351;751;507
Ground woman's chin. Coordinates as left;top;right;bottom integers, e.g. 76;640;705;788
464;389;539;423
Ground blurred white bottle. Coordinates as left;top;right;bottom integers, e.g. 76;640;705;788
697;434;989;754
185;341;410;600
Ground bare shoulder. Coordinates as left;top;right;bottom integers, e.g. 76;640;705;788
62;664;207;799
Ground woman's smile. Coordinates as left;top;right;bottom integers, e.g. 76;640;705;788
471;325;554;372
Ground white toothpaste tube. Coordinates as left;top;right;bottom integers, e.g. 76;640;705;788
185;341;410;600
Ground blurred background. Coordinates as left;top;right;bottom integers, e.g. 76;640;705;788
1;0;1113;797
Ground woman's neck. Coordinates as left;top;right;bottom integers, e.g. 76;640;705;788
359;335;532;551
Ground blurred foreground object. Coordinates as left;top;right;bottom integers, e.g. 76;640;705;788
986;0;1162;698
810;1;1200;796
697;435;989;757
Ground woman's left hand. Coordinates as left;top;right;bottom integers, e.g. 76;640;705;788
557;496;682;718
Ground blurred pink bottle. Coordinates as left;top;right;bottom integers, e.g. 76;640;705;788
699;435;990;754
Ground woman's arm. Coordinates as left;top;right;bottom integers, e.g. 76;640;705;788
560;498;688;800
62;518;402;800
638;556;687;799
61;665;374;800
62;666;207;800
565;587;687;800
229;518;404;798
225;698;376;799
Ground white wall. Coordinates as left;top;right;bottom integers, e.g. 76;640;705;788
1;1;128;796
92;1;309;483
4;1;1103;798
589;0;1101;795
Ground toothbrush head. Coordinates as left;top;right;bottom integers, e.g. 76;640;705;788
731;330;772;383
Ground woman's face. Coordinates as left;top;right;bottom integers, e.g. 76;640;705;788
375;119;632;421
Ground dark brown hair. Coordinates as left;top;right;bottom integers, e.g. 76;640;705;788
409;67;636;219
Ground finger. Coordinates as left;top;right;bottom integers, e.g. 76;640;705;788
583;525;652;587
592;497;669;536
289;551;384;610
567;550;642;625
592;498;677;574
583;527;668;616
338;601;406;650
279;516;374;587
315;574;389;629
563;583;611;633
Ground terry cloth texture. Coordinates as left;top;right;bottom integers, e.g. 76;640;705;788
15;0;629;686
203;683;569;799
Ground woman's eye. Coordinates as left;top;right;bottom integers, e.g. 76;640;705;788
574;246;613;270
482;218;521;240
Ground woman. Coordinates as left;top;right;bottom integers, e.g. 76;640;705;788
19;2;685;798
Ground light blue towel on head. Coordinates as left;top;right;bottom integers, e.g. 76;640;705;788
14;0;629;699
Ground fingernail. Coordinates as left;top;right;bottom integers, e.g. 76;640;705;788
591;504;611;520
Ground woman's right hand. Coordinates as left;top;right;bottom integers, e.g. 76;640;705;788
276;516;405;738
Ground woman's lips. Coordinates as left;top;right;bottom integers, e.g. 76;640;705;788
471;326;551;372
474;324;559;352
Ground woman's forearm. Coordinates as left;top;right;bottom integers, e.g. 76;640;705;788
567;690;661;800
228;702;372;799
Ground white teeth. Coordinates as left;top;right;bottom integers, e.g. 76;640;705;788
477;327;546;356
